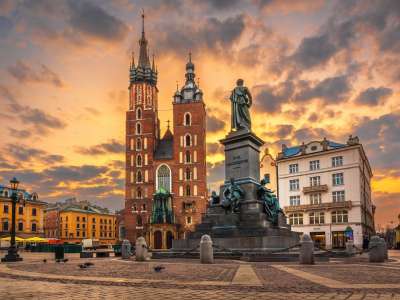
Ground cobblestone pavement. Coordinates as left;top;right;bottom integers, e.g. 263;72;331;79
0;251;399;299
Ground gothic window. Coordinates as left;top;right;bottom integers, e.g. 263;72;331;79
136;154;142;167
137;188;142;199
136;107;142;119
136;86;142;104
185;185;191;196
185;168;191;180
157;164;171;192
136;138;142;150
136;123;142;135
185;134;191;147
142;204;146;211
136;170;143;183
137;215;142;226
185;150;191;163
184;112;191;126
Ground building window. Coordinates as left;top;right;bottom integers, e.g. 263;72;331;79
309;212;325;224
92;218;96;223
77;231;80;237
136;170;143;183
31;223;37;232
18;222;23;231
157;164;171;192
77;216;80;222
186;216;192;225
310;176;320;187
3;220;9;231
289;179;299;191
184;112;191;126
332;156;343;167
136;154;142;167
136;123;142;135
130;138;134;150
332;210;348;223
288;213;303;225
289;164;298;174
136;107;142;119
18;206;23;215
185;168;191;180
289;196;300;206
186;185;191;196
137;188;142;199
137;215;142;226
332;191;345;202
77;223;80;229
185;134;191;147
310;193;321;205
136;137;142;150
32;208;37;216
332;173;344;185
185;150;191;163
310;160;320;171
142;204;147;211
4;205;8;214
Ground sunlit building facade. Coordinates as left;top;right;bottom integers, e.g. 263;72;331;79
277;136;375;249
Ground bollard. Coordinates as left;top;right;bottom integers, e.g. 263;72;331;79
200;235;214;264
368;236;385;263
135;237;150;261
299;234;314;265
345;240;355;256
121;239;132;259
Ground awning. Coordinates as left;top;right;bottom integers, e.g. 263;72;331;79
0;236;25;242
25;237;48;243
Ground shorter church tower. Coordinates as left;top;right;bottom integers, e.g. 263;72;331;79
172;53;207;237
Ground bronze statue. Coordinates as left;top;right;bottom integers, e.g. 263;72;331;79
229;79;252;131
257;174;281;226
209;191;220;205
222;178;244;213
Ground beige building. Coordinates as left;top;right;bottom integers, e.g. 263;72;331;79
260;148;277;192
276;136;375;249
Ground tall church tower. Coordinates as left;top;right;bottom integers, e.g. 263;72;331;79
172;53;207;236
125;13;159;242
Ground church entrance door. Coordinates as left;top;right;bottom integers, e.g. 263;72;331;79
154;231;163;249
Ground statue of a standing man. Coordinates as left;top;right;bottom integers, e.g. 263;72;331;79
229;79;252;131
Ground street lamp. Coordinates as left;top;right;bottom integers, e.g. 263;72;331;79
1;177;23;262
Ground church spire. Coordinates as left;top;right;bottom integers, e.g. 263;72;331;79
138;10;150;68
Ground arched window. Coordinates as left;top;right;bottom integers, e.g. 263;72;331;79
136;138;142;150
137;188;142;199
157;164;171;192
185;150;191;163
136;107;142;119
185;134;191;147
184;112;191;126
136;122;142;135
185;185;191;196
136;154;142;167
185;168;191;180
137;215;142;226
136;170;142;183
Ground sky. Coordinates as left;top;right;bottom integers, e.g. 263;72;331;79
0;0;399;229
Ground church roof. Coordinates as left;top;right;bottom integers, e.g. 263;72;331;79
154;129;173;160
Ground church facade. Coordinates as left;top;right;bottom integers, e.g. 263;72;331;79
123;16;207;249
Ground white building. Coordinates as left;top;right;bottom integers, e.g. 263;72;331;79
276;136;375;249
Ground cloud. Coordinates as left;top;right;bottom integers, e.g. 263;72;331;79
295;75;351;103
206;115;226;133
253;80;294;113
0;16;12;37
67;0;129;43
293;127;330;143
354;87;393;106
7;128;31;138
273;124;294;139
7;61;64;87
4;144;64;164
75;139;124;155
207;142;222;155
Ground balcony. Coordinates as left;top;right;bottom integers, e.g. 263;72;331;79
284;200;352;213
303;184;328;194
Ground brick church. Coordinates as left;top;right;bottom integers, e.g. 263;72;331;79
123;15;207;249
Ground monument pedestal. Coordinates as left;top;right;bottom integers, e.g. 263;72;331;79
173;129;299;252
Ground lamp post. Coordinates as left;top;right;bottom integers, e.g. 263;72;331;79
1;177;23;262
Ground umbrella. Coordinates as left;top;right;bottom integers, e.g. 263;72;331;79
0;236;25;242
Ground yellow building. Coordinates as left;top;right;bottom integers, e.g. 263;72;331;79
45;199;117;244
0;186;47;238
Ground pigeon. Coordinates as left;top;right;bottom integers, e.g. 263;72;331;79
43;259;47;263
79;264;88;269
62;258;69;263
84;262;94;267
55;259;61;263
153;265;165;272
